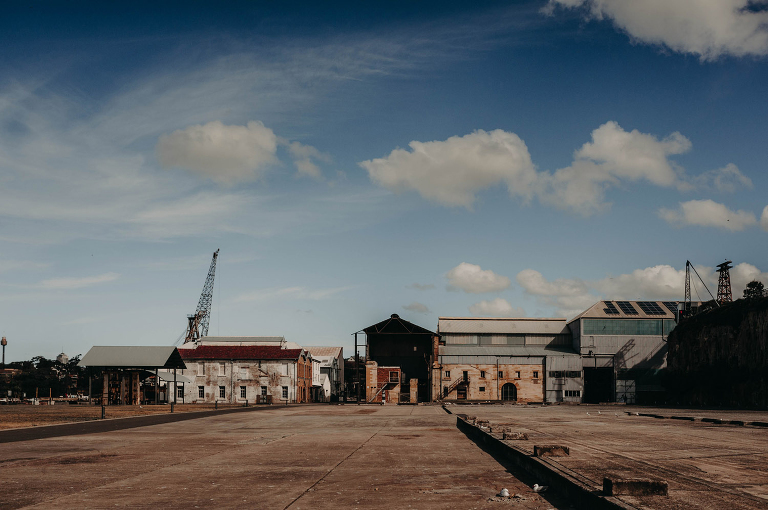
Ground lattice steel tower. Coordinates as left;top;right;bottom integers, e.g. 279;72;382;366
716;260;733;304
185;249;219;343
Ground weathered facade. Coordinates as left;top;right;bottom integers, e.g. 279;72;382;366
306;346;344;401
436;318;578;403
178;345;311;404
363;314;439;402
365;361;401;403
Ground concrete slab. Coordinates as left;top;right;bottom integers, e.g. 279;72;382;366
462;404;768;510
0;405;568;509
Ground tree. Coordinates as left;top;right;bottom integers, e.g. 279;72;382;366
743;280;765;300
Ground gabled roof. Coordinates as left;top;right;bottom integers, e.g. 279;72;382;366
179;345;304;361
568;300;682;323
306;346;343;358
197;336;285;344
79;346;186;369
363;314;437;336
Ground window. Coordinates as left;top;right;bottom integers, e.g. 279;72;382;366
239;366;248;378
566;371;581;378
565;390;581;397
240;386;246;398
480;370;486;378
582;318;672;336
515;371;521;378
261;386;267;397
533;371;539;379
389;371;399;383
479;386;486;392
282;386;288;399
219;363;226;376
219;386;225;398
498;371;503;379
549;371;563;378
444;370;451;379
197;363;204;376
198;386;204;398
177;387;183;398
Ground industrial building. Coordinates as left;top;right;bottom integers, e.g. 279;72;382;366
306;346;344;402
436;317;582;404
568;300;679;404
178;344;312;404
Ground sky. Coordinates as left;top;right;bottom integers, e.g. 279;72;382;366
1;0;767;362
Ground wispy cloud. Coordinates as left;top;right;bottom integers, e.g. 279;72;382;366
38;272;120;290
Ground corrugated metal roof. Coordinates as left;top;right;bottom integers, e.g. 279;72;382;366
363;314;437;335
78;346;186;369
198;336;285;343
306;346;343;358
179;345;304;360
438;317;569;335
439;345;579;357
155;371;194;384
567;300;685;323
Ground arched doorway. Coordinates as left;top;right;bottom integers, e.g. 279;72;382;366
501;383;517;401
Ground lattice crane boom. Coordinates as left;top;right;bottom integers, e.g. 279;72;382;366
185;249;219;343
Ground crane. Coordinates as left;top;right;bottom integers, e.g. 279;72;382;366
184;249;220;343
683;260;717;318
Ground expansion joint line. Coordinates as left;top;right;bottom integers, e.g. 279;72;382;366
283;427;384;509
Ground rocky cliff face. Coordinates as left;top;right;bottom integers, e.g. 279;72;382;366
667;297;768;409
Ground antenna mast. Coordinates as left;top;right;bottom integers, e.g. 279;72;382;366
185;249;220;343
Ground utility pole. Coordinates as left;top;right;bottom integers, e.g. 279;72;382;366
1;337;6;367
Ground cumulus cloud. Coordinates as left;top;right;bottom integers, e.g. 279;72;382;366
659;199;757;231
544;0;768;60
469;298;525;317
38;272;120;290
407;283;435;291
761;205;768;231
360;129;537;209
363;121;748;216
692;163;753;192
517;262;768;316
539;121;692;215
516;269;596;316
446;262;511;293
157;121;278;184
403;301;431;314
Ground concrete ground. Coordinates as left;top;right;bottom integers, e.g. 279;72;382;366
0;405;565;510
459;404;768;510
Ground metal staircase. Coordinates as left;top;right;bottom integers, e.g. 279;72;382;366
441;375;469;399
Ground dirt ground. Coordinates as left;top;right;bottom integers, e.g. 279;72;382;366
0;403;252;430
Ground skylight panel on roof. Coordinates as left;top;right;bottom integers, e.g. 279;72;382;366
603;301;620;315
616;301;639;315
637;301;665;315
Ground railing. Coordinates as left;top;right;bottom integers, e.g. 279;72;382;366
368;382;391;403
441;376;470;399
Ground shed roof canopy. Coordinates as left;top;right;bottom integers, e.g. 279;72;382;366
79;346;186;369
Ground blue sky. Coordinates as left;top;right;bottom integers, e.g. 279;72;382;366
1;1;767;361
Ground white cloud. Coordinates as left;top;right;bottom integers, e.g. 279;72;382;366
516;269;596;316
544;0;768;59
38;272;120;290
363;121;747;216
469;298;525;317
761;205;768;231
360;129;538;209
156;121;278;184
539;121;691;215
286;141;331;179
232;285;354;302
446;263;511;293
517;262;768;316
693;163;753;192
659;199;757;231
403;302;431;314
